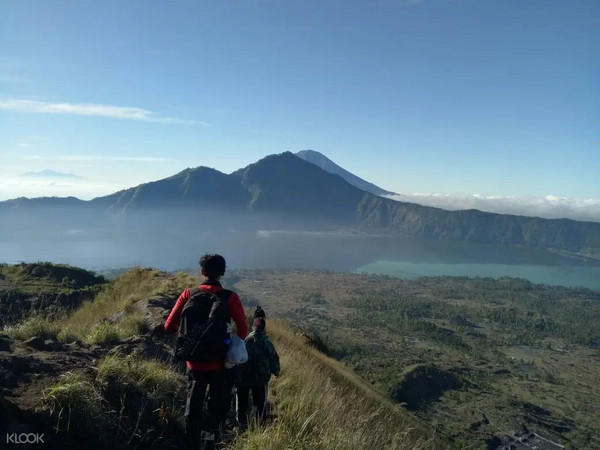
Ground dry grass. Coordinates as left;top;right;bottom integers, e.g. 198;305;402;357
6;267;438;449
42;356;187;448
43;371;106;433
3;315;61;340
97;353;184;405
229;319;435;450
56;267;197;344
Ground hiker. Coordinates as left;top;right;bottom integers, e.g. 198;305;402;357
164;254;247;450
236;308;280;430
222;307;266;424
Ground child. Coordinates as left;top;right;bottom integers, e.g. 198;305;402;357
236;308;280;429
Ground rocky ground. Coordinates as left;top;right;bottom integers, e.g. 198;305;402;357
0;293;187;449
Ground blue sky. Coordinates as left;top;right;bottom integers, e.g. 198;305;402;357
0;0;598;218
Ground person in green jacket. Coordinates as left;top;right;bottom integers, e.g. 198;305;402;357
236;312;280;429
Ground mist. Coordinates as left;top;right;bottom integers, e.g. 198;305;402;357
2;203;600;291
1;205;598;268
385;193;600;223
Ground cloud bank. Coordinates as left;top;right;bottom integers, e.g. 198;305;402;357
0;99;200;125
384;193;600;223
0;178;124;201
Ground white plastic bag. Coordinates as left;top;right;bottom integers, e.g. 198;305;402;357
225;334;248;368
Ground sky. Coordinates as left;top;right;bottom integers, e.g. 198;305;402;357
1;0;598;220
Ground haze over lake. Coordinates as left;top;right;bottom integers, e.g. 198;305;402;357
2;230;599;291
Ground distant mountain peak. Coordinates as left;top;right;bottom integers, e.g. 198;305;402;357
295;150;396;197
20;169;83;179
296;149;329;163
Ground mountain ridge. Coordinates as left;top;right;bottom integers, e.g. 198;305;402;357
2;151;600;259
296;149;396;196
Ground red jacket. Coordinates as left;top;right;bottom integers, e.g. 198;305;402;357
164;281;248;371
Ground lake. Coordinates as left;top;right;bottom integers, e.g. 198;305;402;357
1;231;599;291
354;260;600;291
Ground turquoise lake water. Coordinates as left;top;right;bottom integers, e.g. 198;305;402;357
355;260;600;291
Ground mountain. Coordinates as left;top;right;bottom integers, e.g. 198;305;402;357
0;196;105;240
91;166;249;214
231;152;366;225
20;169;82;179
356;194;600;259
2;151;600;259
296;149;396;196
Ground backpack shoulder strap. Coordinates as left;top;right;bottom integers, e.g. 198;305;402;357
207;289;231;323
181;287;203;310
188;286;202;298
213;289;231;321
182;287;217;313
216;289;231;301
215;289;231;308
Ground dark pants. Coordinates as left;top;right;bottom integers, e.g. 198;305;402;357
236;385;267;427
185;369;226;449
221;366;239;425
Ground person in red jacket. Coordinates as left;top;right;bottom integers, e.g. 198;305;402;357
164;254;247;450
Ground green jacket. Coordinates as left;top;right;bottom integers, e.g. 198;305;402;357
238;331;280;387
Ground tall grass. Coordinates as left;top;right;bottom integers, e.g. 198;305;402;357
42;355;187;449
3;315;61;340
97;353;184;405
43;371;107;434
229;319;434;450
3;267;198;344
56;268;197;343
8;267;437;449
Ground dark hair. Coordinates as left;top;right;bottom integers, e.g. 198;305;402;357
254;305;266;320
199;254;226;280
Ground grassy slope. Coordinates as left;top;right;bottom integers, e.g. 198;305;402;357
232;319;433;450
0;262;108;329
234;269;600;449
7;265;599;448
0;262;106;293
3;266;433;450
4;267;197;344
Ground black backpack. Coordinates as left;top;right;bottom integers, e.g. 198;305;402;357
174;287;232;363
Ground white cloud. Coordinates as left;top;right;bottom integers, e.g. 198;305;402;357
0;75;29;84
18;155;177;163
384;193;600;222
0;178;125;200
0;99;203;125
